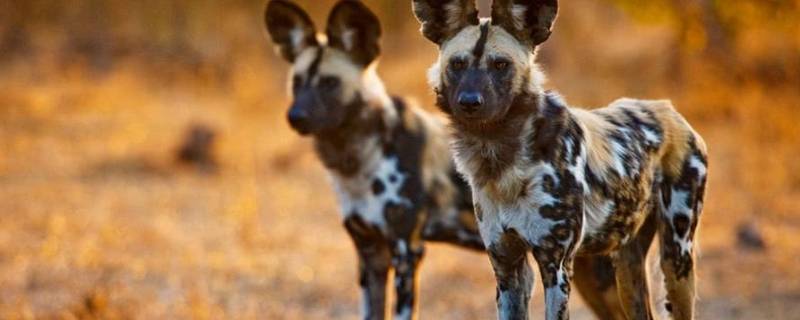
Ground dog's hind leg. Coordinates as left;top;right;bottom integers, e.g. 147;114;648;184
614;214;657;320
573;255;625;320
657;143;707;320
346;216;391;320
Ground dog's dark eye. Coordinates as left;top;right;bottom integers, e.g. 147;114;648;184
493;60;510;71
450;59;467;71
319;76;340;90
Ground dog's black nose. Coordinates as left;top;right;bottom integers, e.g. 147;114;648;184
287;107;310;129
457;91;483;113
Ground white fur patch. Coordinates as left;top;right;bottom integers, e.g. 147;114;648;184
610;140;628;177
376;157;410;203
566;139;589;195
563;137;574;161
583;198;614;235
341;28;357;51
510;4;528;31
475;162;566;248
642;126;662;145
291;47;320;75
289;27;306;49
648;249;672;320
335;155;410;228
667;189;690;218
395;305;413;320
677;238;693;256
360;288;371;317
444;2;465;30
665;188;693;255
497;289;519;319
544;269;568;320
689;156;707;179
426;60;442;91
396;240;408;255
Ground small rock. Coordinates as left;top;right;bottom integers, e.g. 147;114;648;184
736;222;766;251
176;124;218;172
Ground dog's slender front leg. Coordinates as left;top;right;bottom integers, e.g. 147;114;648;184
345;217;391;320
533;241;574;320
390;238;424;320
358;253;390;320
488;229;534;320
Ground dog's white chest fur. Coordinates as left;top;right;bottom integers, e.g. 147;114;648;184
474;162;578;247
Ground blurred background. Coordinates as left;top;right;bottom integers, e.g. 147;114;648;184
1;0;799;318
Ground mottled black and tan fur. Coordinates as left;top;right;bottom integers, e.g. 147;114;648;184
413;0;708;319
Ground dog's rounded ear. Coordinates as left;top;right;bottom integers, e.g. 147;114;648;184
265;0;318;62
412;0;480;46
491;0;558;47
326;0;381;66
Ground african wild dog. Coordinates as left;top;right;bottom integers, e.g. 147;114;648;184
413;0;708;319
264;1;485;319
265;1;631;319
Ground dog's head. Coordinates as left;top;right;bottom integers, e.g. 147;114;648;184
413;0;558;131
265;0;383;135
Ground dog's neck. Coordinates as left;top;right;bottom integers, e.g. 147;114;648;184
312;86;398;178
449;88;543;188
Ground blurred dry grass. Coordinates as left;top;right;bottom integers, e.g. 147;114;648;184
1;0;799;319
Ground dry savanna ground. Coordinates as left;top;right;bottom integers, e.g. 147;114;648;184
1;0;799;319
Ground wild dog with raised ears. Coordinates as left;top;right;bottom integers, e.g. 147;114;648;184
264;1;487;319
413;0;708;319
